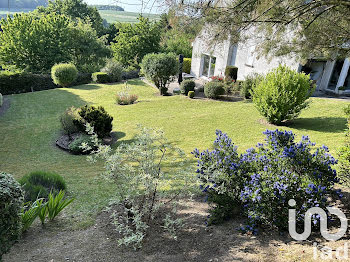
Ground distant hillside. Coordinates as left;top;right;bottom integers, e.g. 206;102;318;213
99;10;160;24
0;7;160;24
91;5;124;12
0;0;47;9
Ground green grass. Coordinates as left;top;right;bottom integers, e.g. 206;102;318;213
0;80;349;227
98;10;160;24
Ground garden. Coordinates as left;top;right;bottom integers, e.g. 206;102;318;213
1;1;350;261
1;72;350;260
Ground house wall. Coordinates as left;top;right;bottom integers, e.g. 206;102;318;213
234;40;300;80
191;28;300;81
190;29;232;78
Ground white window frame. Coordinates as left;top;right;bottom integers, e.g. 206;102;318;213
201;53;216;78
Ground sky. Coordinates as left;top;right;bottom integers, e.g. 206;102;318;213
83;0;165;14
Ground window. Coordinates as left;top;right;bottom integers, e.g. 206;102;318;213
201;54;216;77
245;46;255;67
229;45;238;66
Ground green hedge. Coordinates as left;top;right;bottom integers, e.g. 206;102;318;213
92;72;111;83
0;72;57;95
225;66;238;81
0;72;92;95
183;58;191;74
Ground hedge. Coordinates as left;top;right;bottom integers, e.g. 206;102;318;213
0;72;92;95
183;58;191;74
92;72;110;83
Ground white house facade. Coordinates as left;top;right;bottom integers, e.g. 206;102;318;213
190;29;350;95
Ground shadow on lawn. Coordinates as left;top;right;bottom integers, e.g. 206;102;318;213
289;117;347;133
70;84;102;90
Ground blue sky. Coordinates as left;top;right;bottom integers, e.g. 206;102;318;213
84;0;165;14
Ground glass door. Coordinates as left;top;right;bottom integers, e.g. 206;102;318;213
201;54;216;78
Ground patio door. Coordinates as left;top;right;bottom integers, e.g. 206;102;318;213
201;54;216;78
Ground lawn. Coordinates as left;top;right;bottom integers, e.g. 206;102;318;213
0;79;349;227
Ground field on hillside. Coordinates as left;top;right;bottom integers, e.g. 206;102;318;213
99;10;160;23
0;8;160;23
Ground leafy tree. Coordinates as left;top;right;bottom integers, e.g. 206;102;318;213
111;16;161;66
160;9;202;58
161;30;193;58
0;13;109;73
141;52;178;95
69;20;111;73
0;13;72;73
104;23;119;45
171;0;350;60
35;0;104;35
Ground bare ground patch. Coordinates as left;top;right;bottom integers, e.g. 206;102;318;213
3;193;350;262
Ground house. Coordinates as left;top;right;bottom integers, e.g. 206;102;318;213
190;28;350;94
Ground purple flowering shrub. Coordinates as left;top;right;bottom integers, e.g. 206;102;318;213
193;129;341;232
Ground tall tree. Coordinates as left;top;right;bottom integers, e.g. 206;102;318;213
111;16;161;66
159;9;202;58
35;0;104;35
0;13;109;73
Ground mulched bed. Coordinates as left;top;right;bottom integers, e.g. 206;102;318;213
3;190;350;262
56;132;117;154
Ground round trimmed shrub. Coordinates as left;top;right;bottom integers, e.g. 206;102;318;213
188;91;195;98
19;171;66;202
141;52;179;95
60;106;81;135
204;81;225;99
225;66;238;81
101;59;123;83
92;72;111;83
180;80;195;95
74;105;113;138
251;65;314;125
51;63;78;87
0;172;23;260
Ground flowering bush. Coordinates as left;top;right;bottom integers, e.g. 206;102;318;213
116;81;138;105
210;76;224;82
193;129;341;233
